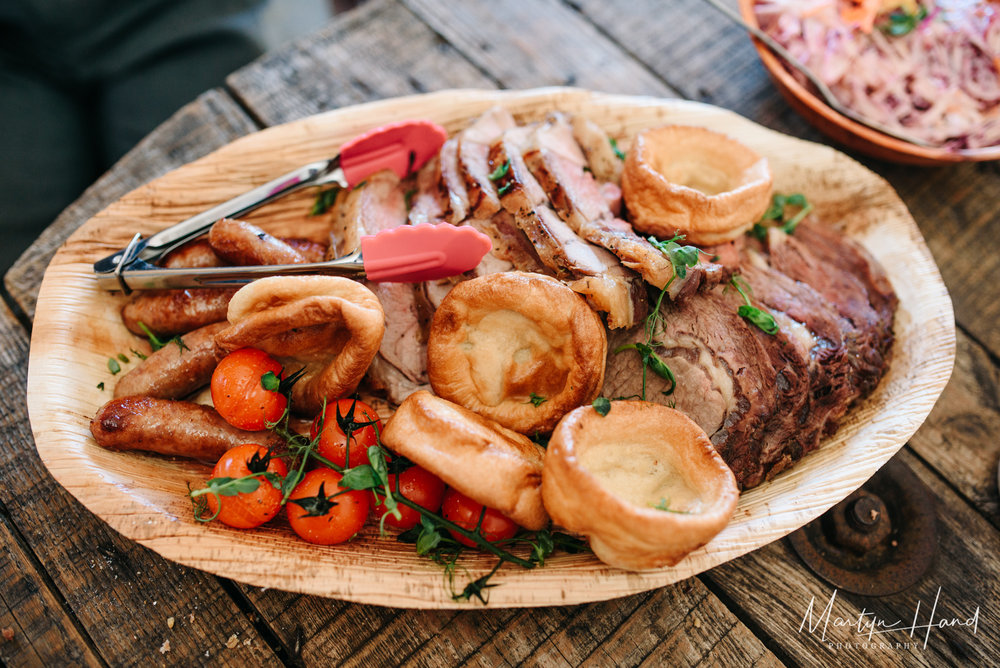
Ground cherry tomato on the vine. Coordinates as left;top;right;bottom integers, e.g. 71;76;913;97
211;347;286;430
205;444;287;529
379;465;446;531
287;468;370;545
310;398;383;468
441;488;519;547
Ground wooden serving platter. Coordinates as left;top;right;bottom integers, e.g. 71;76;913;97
25;88;954;608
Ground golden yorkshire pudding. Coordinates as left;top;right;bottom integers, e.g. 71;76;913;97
215;276;385;415
622;125;773;245
381;390;548;530
542;401;739;571
427;272;606;435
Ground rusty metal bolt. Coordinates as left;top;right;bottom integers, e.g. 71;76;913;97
828;490;892;554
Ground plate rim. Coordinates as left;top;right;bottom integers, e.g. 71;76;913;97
25;87;956;608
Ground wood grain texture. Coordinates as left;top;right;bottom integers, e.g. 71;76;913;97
237;572;778;665
226;0;495;127
875;160;1000;361
25;89;953;608
4;89;257;321
401;0;677;96
0;301;276;666
0;510;102;667
908;329;1000;524
705;448;1000;667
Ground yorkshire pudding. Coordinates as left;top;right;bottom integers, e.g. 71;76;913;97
380;390;548;530
542;401;739;570
215;276;385;415
427;272;606;434
622;125;773;245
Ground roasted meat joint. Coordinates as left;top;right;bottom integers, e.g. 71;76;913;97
90;105;897;577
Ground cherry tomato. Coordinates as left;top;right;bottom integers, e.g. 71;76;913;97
287;468;370;545
310;398;382;468
211;347;286;431
379;465;446;531
441;488;519;547
205;444;287;529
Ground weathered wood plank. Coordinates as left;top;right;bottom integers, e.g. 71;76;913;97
402;0;677;96
0;508;103;668
518;581;778;667
704;449;999;667
908;329;1000;525
569;0;813;135
875;161;1000;360
226;0;495;127
4;89;257;320
0;304;277;666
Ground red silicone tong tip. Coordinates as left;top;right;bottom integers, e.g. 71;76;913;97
360;223;493;283
340;120;448;186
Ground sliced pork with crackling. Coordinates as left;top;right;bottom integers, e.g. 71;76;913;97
459;106;517;220
326;170;429;402
487;121;647;329
407;155;446;226
523;113;727;299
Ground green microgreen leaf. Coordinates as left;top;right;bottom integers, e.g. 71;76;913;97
753;192;812;237
528;392;547;408
648;235;700;279
206;476;261;497
116;353;129;364
339;465;380;491
97;382;105;391
497;182;513;197
730;276;779;335
592;397;611;416
310;186;342;216
488;160;510;181
130;348;148;361
107;358;121;374
609;137;626;161
738;305;780;334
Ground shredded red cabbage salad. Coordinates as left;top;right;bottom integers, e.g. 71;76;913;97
755;1;1000;149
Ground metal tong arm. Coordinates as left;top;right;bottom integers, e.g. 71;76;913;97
99;250;365;292
93;157;346;274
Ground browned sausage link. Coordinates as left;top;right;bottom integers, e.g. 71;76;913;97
114;322;229;399
208;218;306;266
281;238;328;263
91;396;283;461
121;288;236;338
161;239;227;268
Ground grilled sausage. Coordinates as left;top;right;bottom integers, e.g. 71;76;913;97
208;218;306;265
121;288;236;338
282;238;327;263
91;396;283;460
161;239;227;268
114;322;228;399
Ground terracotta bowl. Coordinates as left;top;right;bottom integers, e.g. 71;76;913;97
738;0;1000;165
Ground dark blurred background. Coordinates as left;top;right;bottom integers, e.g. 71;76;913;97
0;0;355;275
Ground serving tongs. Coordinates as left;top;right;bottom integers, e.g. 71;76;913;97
93;119;492;293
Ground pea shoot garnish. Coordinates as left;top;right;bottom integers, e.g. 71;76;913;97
528;392;547;407
729;276;779;335
310;185;342;216
752;192;814;239
592;397;611;416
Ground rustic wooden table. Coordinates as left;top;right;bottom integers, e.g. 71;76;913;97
2;0;998;665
